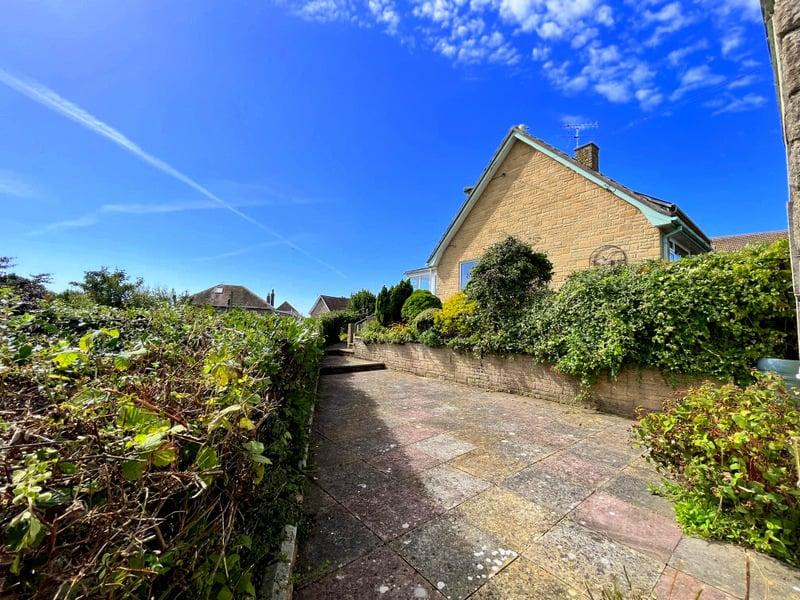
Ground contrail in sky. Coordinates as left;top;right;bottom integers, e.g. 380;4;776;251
0;68;346;278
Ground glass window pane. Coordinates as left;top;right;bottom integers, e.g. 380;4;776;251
460;261;477;289
668;240;690;262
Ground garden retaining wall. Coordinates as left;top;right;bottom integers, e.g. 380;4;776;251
353;341;706;417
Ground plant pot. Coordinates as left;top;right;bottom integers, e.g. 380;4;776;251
756;357;800;388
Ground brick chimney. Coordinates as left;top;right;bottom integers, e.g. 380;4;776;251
575;142;599;171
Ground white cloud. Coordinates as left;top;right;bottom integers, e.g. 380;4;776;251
0;169;39;199
369;0;401;32
727;74;756;89
708;0;761;23
29;214;98;235
0;68;345;277
570;27;598;49
670;64;725;100
560;113;588;125
530;45;550;61
710;92;766;114
596;5;614;26
635;87;664;110
277;0;763;116
595;80;630;102
721;27;744;57
642;1;695;47
667;39;709;66
413;0;457;24
296;0;356;22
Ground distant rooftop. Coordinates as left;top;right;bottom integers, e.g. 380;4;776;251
190;284;273;311
711;230;787;252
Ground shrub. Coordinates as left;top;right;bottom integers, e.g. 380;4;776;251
401;290;442;322
375;286;391;326
635;374;800;565
0;291;323;597
348;289;376;317
465;236;552;321
318;310;359;346
375;280;413;325
359;321;416;344
412;307;441;333
389;280;413;323
434;292;477;338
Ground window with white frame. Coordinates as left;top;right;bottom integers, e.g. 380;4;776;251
409;274;430;291
459;260;478;289
668;239;691;262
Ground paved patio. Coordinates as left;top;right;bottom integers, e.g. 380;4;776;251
295;370;800;599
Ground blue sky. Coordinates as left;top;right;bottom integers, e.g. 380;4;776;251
0;0;788;313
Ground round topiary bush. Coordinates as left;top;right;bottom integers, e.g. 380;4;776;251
401;290;442;323
412;307;441;332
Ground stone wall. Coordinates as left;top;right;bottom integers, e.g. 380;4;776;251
354;341;707;418
762;0;800;344
434;138;663;298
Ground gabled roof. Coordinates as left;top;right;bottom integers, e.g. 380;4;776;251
317;295;349;312
426;126;710;266
190;284;273;311
712;230;787;252
276;301;301;316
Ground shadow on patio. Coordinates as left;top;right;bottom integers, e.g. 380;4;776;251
293;370;800;600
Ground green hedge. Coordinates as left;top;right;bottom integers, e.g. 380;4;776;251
0;291;323;598
317;309;360;346
363;240;796;383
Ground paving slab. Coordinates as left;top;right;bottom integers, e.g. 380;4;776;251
296;504;381;583
391;513;518;600
295;547;443;600
343;479;442;541
572;491;682;562
654;567;737;600
568;438;641;469
313;458;390;502
503;462;595;513
524;519;664;594
455;486;559;552
417;464;491;510
368;444;442;478
670;537;800;599
448;447;530;483
411;433;476;461
469;557;583;599
600;466;676;519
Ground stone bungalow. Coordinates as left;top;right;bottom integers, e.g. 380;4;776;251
405;126;712;300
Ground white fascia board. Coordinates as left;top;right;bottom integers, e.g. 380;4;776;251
428;131;673;267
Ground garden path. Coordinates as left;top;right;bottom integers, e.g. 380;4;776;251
295;369;800;599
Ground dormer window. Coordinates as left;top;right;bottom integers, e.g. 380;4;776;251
214;286;224;294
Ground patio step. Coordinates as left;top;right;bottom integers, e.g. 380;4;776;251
320;355;385;375
325;345;354;356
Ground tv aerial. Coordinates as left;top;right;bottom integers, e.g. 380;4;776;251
563;121;598;149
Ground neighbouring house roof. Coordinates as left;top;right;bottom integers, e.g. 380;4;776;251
711;230;787;252
426;126;711;267
190;284;273;311
316;295;349;312
276;301;301;316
